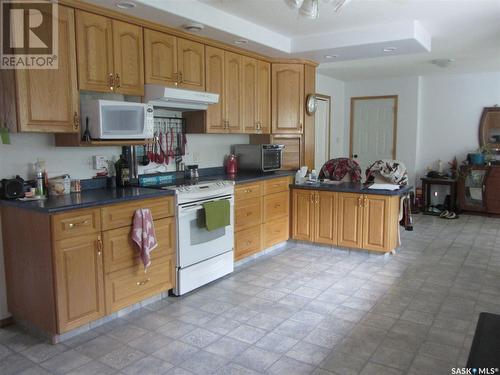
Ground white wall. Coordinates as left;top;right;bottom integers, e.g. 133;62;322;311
316;74;346;158
0;131;247;319
344;76;421;185
416;71;500;180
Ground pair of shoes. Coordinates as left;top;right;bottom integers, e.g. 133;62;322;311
439;210;458;219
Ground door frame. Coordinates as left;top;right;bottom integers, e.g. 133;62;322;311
349;95;398;160
315;94;332;166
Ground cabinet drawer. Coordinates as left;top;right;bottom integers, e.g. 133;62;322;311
263;177;290;195
102;217;175;274
101;197;174;231
235;224;261;261
52;209;101;240
263;216;289;248
263;191;289;222
104;256;174;313
235;198;262;231
235;182;262;201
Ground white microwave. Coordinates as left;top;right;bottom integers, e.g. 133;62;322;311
81;99;154;139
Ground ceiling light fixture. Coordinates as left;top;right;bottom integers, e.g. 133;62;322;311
431;58;456;68
383;47;397;52
234;39;248;45
182;23;204;32
324;54;339;59
286;0;351;19
115;1;136;9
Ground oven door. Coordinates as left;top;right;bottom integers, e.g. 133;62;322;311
262;148;283;171
177;195;234;268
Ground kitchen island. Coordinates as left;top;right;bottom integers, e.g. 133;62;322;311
291;182;412;253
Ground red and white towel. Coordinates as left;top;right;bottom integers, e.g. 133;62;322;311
131;209;158;270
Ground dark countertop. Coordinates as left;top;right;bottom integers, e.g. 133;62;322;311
0;187;174;214
291;181;413;196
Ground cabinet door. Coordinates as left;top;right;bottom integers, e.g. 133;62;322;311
292;189;314;241
314;191;338;245
485;167;500;214
241;56;258;133
16;6;79;133
177;38;205;91
224;52;243;132
362;195;392;252
144;29;177;86
112;20;144;96
337;193;363;248
54;234;105;333
205;46;226;133
272;64;304;134
257;61;271;134
274;135;302;170
75;11;114;92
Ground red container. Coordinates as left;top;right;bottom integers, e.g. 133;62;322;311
226;154;237;174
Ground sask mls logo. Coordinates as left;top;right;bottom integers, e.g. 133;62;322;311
1;0;58;69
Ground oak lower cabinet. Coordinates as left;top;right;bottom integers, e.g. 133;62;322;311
54;233;105;332
1;196;175;339
234;177;291;261
292;189;400;253
0;5;79;133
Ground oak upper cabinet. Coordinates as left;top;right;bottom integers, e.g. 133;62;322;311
272;63;304;134
112;20;144;96
242;57;258;133
314;191;338;245
76;11;144;95
14;6;79;133
257;61;271;134
144;29;177;86
292;189;314;241
337;193;363;248
177;38;205;91
225;52;243;132
75;11;114;92
54;234;105;332
205;47;226;133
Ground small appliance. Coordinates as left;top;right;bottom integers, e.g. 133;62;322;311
0;176;25;199
233;144;284;172
226;154;238;174
145;85;219;111
81;99;154;140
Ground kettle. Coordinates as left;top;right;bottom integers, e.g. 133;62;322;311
226;154;238;175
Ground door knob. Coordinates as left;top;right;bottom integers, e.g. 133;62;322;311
353;154;358;158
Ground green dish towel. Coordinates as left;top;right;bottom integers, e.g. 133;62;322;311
202;200;230;231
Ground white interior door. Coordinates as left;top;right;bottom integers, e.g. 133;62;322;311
351;97;396;174
314;97;330;171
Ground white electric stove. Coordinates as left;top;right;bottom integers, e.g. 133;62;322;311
164;180;234;295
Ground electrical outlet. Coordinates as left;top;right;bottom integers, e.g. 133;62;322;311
92;155;107;170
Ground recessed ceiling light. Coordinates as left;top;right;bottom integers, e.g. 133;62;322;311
182;23;204;32
431;58;456;68
383;47;397;52
324;54;339;59
234;39;248;45
115;1;136;9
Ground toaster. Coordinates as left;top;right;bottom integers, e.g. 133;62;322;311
0;177;25;199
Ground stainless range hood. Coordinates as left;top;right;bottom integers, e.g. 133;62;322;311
144;85;219;111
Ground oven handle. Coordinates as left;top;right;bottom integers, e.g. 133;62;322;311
178;197;233;216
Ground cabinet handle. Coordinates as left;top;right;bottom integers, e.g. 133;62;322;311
115;73;121;88
299;123;303;132
96;235;102;256
245;189;251;193
246;241;252;246
316;195;319;204
358;196;362;207
68;219;88;228
174;72;179;86
136;278;150;286
108;73;115;90
363;197;367;207
274;204;281;208
179;71;183;83
73;112;79;130
245;212;252;216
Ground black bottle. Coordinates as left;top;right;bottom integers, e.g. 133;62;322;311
115;154;130;187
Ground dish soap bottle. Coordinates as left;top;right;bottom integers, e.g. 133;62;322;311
34;159;45;196
115;154;130;187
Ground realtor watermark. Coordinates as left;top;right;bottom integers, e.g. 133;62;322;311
452;368;500;374
1;0;58;69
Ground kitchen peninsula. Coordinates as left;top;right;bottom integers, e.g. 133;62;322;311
291;182;412;253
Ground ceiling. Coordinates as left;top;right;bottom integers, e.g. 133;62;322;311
84;0;500;80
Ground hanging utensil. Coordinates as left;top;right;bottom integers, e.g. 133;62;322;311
157;132;164;164
141;144;149;166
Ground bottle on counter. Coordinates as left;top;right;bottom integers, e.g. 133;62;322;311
34;159;45;196
115;154;130;187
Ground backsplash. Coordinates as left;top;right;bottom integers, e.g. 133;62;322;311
0;132;248;180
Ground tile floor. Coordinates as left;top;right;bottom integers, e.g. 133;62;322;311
1;214;500;375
